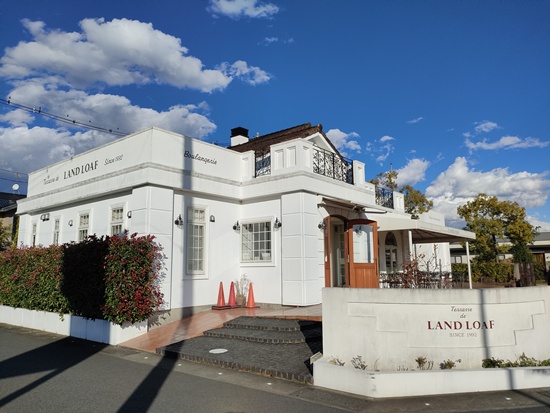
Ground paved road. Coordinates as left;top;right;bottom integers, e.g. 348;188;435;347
1;324;550;413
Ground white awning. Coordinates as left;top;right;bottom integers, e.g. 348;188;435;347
375;215;475;244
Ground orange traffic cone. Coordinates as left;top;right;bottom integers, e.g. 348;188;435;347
212;282;230;310
246;282;258;308
227;281;237;307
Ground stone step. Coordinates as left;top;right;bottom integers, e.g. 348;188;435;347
156;316;323;384
203;326;312;344
222;316;319;332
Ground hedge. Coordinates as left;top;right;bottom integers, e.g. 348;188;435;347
0;233;164;325
451;262;514;283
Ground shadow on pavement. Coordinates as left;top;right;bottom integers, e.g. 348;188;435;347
0;335;107;408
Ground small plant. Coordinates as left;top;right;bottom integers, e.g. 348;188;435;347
440;359;461;370
482;353;550;368
415;356;434;370
517;353;538;367
328;356;345;366
397;365;409;371
235;274;249;306
482;357;504;368
351;356;368;370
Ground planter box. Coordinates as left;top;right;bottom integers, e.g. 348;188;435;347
314;357;550;398
0;305;147;345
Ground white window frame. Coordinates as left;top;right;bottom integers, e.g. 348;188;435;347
32;222;37;247
110;206;124;236
240;219;273;264
53;218;60;245
78;212;90;242
186;207;206;275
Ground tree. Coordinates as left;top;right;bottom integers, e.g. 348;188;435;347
400;185;434;219
0;220;12;250
457;193;537;263
370;170;398;191
370;170;433;218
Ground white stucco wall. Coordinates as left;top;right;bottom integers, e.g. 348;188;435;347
321;286;550;372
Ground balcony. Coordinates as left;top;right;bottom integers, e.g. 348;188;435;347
248;141;405;213
375;186;394;209
312;147;354;184
254;146;353;184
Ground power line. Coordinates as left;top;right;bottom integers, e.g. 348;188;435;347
0;97;129;137
0;168;28;176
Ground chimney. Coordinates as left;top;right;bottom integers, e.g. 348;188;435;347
230;126;249;146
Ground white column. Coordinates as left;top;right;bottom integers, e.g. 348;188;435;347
466;241;472;289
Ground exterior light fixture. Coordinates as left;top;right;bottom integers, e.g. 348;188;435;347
274;217;282;228
233;221;240;231
40;213;50;221
127;211;132;218
174;214;183;226
68;220;73;227
210;215;215;222
318;221;326;230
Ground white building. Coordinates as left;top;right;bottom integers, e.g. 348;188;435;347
16;123;474;321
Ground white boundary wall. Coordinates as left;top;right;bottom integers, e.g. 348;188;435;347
0;305;147;345
315;286;550;397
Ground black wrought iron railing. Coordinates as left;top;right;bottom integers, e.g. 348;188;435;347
255;149;271;177
312;147;354;184
376;186;394;209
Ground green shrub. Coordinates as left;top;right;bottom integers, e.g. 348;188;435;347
452;262;513;283
0;246;68;313
0;233;164;325
103;233;164;325
61;235;109;319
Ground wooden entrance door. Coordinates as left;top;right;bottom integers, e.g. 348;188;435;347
347;219;379;288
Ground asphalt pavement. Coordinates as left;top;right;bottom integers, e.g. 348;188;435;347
2;323;550;413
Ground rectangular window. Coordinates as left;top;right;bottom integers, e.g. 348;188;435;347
53;218;60;245
32;223;37;247
451;256;462;264
186;207;205;274
241;221;272;262
78;213;89;242
111;207;124;236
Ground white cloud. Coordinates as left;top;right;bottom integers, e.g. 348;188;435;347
208;0;279;19
474;120;498;133
218;60;271;85
406;117;424;124
326;129;361;157
366;135;395;164
6;81;217;139
396;158;430;187
0;81;218;175
0;18;270;92
426;157;550;227
465;135;549;151
0;108;34;126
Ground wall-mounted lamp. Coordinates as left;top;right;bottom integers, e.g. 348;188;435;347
174;214;183;226
68;220;73;227
274;217;282;228
40;213;50;222
318;221;326;230
232;221;240;231
127;211;132;219
210;215;215;223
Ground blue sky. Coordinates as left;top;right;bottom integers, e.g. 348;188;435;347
1;0;549;230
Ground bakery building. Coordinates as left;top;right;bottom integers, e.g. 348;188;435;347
16;123;475;319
